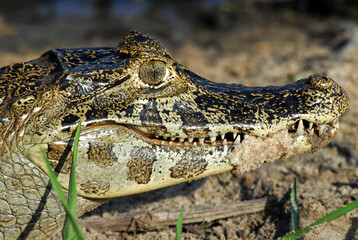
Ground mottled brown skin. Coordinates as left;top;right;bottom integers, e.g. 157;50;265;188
0;31;349;239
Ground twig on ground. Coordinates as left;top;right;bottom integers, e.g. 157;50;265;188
79;197;277;232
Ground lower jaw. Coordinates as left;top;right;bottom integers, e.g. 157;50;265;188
126;121;339;176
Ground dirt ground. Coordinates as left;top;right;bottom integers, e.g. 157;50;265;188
0;1;357;239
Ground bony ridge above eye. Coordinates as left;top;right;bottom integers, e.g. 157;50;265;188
139;60;166;85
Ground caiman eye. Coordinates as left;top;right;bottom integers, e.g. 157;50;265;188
139;60;166;85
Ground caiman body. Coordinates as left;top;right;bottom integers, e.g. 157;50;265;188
0;31;349;239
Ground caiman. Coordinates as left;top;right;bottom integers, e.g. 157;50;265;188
0;31;349;239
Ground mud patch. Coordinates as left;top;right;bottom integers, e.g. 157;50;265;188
228;130;293;174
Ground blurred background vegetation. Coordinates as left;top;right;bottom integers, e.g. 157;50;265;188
1;0;358;53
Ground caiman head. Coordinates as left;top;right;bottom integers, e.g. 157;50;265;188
0;31;349;198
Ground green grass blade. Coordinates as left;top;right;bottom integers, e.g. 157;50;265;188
40;129;85;240
290;178;300;231
308;199;358;225
68;233;78;240
41;148;69;207
280;199;358;240
63;122;81;239
290;74;302;83
176;207;184;240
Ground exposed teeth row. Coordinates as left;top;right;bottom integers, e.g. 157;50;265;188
157;132;245;147
290;118;339;136
156;118;339;147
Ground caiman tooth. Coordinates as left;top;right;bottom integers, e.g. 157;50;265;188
163;136;168;140
296;120;305;136
331;118;339;127
161;141;165;145
233;133;238;139
179;138;185;142
318;124;327;136
307;128;314;136
221;134;225;140
309;122;313;129
234;135;241;144
193;142;198;147
188;138;193;143
171;137;176;141
223;139;228;145
210;136;216;143
184;141;189;146
199;138;205;144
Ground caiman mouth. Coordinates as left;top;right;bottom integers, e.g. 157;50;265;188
129;118;339;148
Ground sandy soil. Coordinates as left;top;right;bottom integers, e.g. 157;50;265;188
0;5;357;239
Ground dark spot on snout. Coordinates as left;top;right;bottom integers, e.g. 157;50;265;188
127;146;156;184
170;153;208;179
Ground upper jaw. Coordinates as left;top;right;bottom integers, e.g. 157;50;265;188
113;73;347;148
55;74;348;151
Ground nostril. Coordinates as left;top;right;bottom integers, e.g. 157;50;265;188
308;74;334;90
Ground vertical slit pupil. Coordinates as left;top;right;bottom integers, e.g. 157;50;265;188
139;60;166;85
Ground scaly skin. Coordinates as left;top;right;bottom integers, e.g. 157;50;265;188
0;31;349;239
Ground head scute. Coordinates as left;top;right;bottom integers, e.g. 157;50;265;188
118;31;173;58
